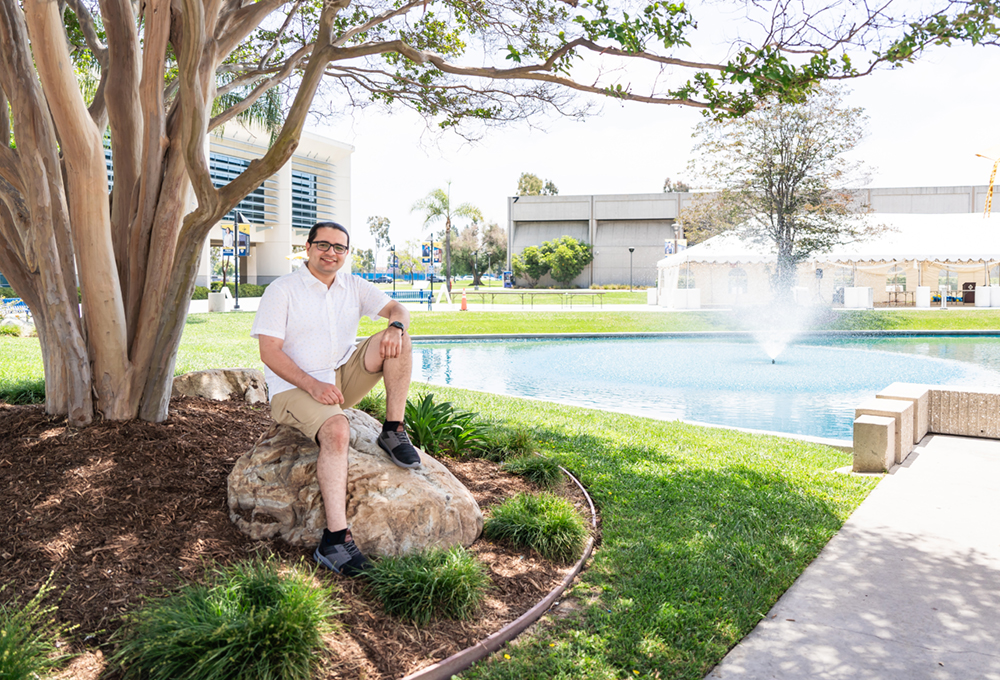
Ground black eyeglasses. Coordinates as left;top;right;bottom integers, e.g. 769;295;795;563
310;241;349;254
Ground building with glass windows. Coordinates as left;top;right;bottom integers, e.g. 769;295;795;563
200;126;353;286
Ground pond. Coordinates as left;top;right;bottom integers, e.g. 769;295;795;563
411;335;1000;441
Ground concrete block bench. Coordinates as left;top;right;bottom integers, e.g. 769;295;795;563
855;397;914;465
853;415;896;473
876;382;929;444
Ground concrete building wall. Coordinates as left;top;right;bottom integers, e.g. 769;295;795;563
509;193;690;287
198;126;353;286
859;185;992;215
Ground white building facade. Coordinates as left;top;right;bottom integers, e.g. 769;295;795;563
197;126;353;286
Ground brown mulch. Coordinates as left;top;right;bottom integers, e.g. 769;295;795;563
0;396;593;679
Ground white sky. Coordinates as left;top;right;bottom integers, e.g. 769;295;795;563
309;41;1000;258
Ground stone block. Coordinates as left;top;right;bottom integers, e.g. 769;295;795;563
855;397;914;464
876;382;929;444
173;368;268;404
853;415;896;473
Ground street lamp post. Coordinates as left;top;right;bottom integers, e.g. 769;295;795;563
628;247;635;292
234;210;249;310
391;245;396;295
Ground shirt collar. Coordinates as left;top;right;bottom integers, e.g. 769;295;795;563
299;262;348;290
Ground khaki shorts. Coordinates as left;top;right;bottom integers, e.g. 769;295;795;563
270;334;383;441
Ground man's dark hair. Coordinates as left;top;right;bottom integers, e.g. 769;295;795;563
307;221;350;248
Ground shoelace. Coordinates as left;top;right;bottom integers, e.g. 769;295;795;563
343;540;363;558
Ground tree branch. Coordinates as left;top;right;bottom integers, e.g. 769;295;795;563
210;44;312;130
258;0;305;67
332;0;424;47
65;0;109;68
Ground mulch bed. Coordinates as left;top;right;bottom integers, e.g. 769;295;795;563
0;396;593;679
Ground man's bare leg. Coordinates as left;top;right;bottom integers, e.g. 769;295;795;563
316;414;350;531
313;413;371;576
365;329;420;468
364;329;412;423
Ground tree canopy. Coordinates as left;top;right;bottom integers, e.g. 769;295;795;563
684;87;875;292
511;236;593;287
0;0;996;424
517;172;559;196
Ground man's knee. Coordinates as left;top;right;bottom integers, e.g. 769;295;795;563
317;414;350;451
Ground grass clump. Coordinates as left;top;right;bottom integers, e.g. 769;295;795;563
0;323;22;337
112;557;342;680
484;492;589;564
501;454;563;488
354;387;387;422
366;546;490;627
470;423;536;462
404;393;488;456
0;378;45;404
0;574;77;680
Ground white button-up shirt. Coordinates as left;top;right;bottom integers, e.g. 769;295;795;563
251;265;391;397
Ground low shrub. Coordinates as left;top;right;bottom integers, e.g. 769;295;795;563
0;323;22;337
0;287;17;298
501;454;563;488
404;393;489;457
0;574;77;680
366;546;490;626
113;557;342;680
484;492;589;563
0;379;46;404
470;423;536;462
191;285;210;300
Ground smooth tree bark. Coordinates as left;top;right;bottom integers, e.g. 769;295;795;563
0;0;995;424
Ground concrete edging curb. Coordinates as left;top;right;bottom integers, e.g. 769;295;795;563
398;466;598;680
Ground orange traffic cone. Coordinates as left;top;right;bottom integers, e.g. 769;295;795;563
460;289;468;311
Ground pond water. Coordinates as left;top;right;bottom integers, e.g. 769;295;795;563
411;335;1000;441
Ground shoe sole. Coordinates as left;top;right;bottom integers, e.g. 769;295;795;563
377;437;421;469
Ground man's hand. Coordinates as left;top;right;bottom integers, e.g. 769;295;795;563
380;326;404;359
307;379;344;405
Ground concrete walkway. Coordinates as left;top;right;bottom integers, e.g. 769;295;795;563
706;434;1000;680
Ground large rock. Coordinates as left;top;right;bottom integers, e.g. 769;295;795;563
173;368;268;404
227;408;483;556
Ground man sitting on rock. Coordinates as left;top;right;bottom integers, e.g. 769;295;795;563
251;221;420;577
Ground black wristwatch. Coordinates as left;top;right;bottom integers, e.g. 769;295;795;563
388;320;405;333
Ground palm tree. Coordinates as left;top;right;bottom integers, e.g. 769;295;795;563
411;183;482;290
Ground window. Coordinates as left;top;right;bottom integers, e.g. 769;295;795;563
292;170;318;230
209;152;267;224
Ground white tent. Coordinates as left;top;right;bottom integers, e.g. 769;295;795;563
656;213;1000;308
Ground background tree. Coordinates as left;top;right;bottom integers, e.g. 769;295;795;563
687;87;874;293
367;216;391;272
412;185;482;290
352;248;375;274
542;236;594;287
397;240;425;283
480;223;508;279
0;0;993;425
451;224;481;283
517;172;559;196
511;246;549;287
663;177;691;193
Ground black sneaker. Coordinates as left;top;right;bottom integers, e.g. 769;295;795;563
314;538;372;577
377;428;421;468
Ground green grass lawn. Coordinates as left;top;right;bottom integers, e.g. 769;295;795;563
2;306;982;677
2;308;999;400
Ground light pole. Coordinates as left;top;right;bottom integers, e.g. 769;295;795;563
628;247;635;292
391;245;396;295
234;210;249;310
